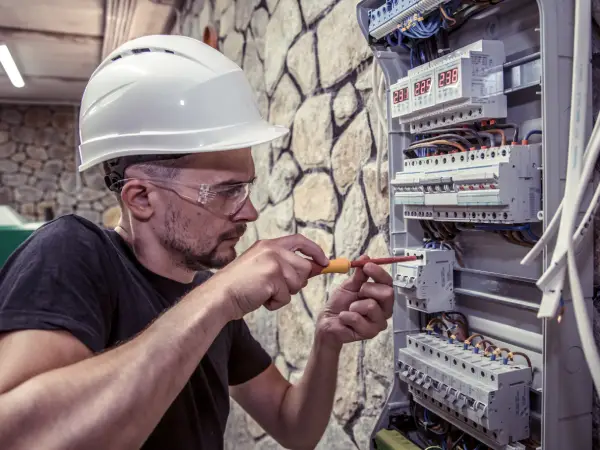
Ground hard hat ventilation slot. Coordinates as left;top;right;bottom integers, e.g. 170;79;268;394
132;48;151;54
107;47;180;65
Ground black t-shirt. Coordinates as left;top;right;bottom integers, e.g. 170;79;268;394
0;214;272;449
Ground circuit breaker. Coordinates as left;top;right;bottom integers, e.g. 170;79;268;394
392;144;542;223
395;248;455;313
398;333;532;446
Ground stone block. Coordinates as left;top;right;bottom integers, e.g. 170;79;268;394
24;107;52;127
269;75;301;130
255;196;295;240
12;127;35;145
222;31;244;66
1;108;22;125
235;0;260;30
293;173;338;224
362;162;389;228
2;173;28;187
277;296;314;369
331;110;372;194
317;0;371;88
264;0;302;94
287;32;318;95
251;8;269;60
15;186;43;203
219;3;235;37
25;145;48;161
315;416;357;450
0;186;13;204
51;110;74;129
0;160;18;174
300;0;336;25
59;172;77;194
243;32;266;96
0;130;8;144
268;153;300;204
0;142;16;158
333;341;362;420
246;306;278;356
291;94;333;169
43;160;64;176
334;184;369;261
333;83;359;126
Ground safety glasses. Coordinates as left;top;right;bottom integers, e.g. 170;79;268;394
113;177;254;218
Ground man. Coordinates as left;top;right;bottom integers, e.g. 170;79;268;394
0;35;393;450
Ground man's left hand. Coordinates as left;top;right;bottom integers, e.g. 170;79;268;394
316;256;394;349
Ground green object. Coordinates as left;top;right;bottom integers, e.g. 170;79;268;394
0;206;44;267
374;429;421;450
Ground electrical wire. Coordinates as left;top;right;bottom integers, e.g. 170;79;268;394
439;5;457;25
509;351;533;368
485;129;506;145
525;129;542;141
410;140;467;153
419;128;484;146
412;134;474;149
492;123;519;142
371;60;388;194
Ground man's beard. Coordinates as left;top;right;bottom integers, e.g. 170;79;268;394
162;207;246;271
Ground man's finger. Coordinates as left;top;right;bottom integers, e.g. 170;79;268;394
362;262;393;286
340;255;370;292
338;311;382;339
358;282;394;317
349;298;387;325
271;234;329;266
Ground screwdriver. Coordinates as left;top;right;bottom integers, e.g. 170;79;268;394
308;255;420;278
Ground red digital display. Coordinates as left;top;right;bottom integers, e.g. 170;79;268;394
393;87;409;104
438;67;459;88
413;78;432;97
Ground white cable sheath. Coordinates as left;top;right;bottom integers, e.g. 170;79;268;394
536;0;590;318
520;115;600;267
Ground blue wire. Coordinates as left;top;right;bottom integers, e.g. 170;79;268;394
524;226;540;242
424;409;431;423
525;129;542;140
463;444;468;450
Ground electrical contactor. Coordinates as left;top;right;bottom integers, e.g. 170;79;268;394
395;248;455;313
392;144;542;223
398;333;532;447
390;40;507;131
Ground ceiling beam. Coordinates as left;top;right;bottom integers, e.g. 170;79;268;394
0;26;102;46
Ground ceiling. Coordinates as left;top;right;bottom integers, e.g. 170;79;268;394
0;0;178;105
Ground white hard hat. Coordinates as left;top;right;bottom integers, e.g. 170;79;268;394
78;34;288;172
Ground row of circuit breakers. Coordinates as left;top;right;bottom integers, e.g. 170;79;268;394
381;38;537;449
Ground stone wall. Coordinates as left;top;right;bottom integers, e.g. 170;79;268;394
0;104;117;224
175;0;600;449
177;0;393;448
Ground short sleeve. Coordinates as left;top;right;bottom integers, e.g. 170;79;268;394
228;319;272;385
0;216;115;353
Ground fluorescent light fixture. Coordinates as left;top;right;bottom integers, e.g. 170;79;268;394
0;45;24;88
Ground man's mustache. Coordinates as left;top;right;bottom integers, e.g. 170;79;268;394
220;224;247;240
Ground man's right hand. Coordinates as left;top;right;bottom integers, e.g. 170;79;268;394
211;235;329;321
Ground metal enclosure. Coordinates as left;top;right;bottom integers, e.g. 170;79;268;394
355;0;594;448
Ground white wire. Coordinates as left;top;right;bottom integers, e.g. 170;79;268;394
521;116;600;267
536;0;591;319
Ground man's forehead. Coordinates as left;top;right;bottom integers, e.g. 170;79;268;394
179;148;255;184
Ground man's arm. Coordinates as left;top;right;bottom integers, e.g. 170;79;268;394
231;260;394;450
0;282;230;450
231;334;341;450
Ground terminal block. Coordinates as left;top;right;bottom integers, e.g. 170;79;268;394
395;248;454;313
398;333;532;447
368;0;452;40
392;144;542;223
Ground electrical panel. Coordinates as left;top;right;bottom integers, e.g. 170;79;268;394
395;248;455;313
368;0;451;40
356;0;594;449
392;144;542;223
390;40;507;132
399;333;532;446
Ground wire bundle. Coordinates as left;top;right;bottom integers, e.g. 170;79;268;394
519;0;600;396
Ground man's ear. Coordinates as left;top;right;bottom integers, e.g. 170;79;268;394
120;181;154;221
